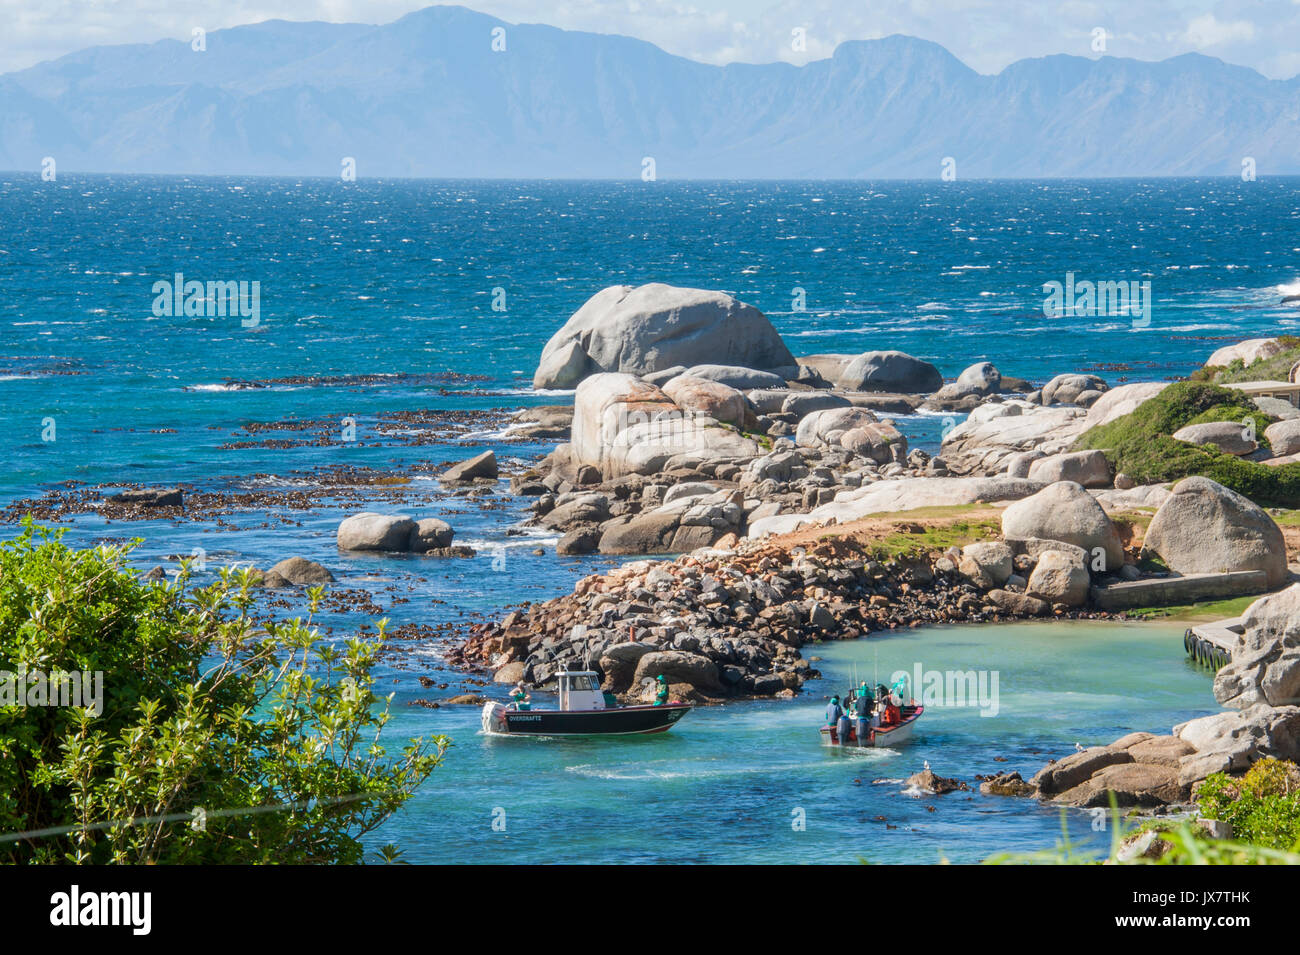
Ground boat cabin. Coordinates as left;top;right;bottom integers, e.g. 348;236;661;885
557;670;606;712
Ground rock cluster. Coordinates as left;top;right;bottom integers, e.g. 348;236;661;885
336;512;469;556
1020;586;1300;810
526;430;950;555
453;531;1122;701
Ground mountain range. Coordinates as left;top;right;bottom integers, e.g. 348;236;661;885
2;4;1298;178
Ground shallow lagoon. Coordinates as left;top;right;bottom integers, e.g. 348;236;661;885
377;620;1215;864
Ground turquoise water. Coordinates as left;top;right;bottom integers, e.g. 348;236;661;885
0;175;1282;860
377;621;1214;864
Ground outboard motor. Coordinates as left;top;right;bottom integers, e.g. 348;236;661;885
837;713;852;744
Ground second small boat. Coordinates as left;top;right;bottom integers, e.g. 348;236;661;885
820;703;924;747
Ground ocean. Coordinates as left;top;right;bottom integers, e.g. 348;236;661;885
1;174;1293;861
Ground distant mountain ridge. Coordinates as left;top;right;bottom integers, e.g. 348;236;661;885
3;4;1298;178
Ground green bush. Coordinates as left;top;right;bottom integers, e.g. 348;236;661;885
1195;758;1300;851
0;522;446;864
1074;380;1300;507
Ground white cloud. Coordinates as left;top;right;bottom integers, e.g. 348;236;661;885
1183;13;1256;47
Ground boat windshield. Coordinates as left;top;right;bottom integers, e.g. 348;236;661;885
566;674;597;691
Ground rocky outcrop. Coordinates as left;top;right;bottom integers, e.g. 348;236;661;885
682;364;788;390
927;362;1001;409
794;407;907;463
453;531;1115;702
1081;381;1168;428
748;475;1044;537
1000;481;1124;570
1212;584;1300;712
1030;733;1194;807
906;767;970;794
533;284;797;388
661;374;749;427
940;401;1089;475
568;373;760;478
958;541;1014;589
410;518;456;552
1029;588;1300;808
106;487;184;507
1140;477;1288;588
796;354;855;385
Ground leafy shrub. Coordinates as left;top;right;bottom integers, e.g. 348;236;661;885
0;523;446;864
1195;758;1300;851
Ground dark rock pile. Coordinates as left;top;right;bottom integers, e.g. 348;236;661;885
452;532;1111;703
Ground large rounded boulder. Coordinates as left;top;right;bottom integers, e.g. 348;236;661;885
1026;550;1091;607
337;513;417;551
533;284;797;388
1041;373;1108;406
662;374;747;426
1001;481;1124;570
1141;477;1287;588
1265;419;1300;456
837;351;942;394
1027;450;1112;488
795;406;879;447
1171;421;1257;456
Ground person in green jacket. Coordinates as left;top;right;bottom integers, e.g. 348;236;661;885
510;681;531;711
653;674;670;706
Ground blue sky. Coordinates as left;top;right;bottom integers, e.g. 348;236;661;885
4;0;1298;78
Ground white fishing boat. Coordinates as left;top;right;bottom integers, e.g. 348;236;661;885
482;669;691;737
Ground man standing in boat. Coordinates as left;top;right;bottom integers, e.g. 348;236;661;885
853;684;874;741
653;674;670;706
825;695;844;742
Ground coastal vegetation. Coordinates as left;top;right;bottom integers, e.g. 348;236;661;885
0;523;446;864
1191;336;1300;385
1196;758;1300;851
1074;381;1300;507
990;759;1300;864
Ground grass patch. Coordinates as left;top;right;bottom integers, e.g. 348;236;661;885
1074;380;1300;508
861;518;1001;560
1123;593;1260;620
